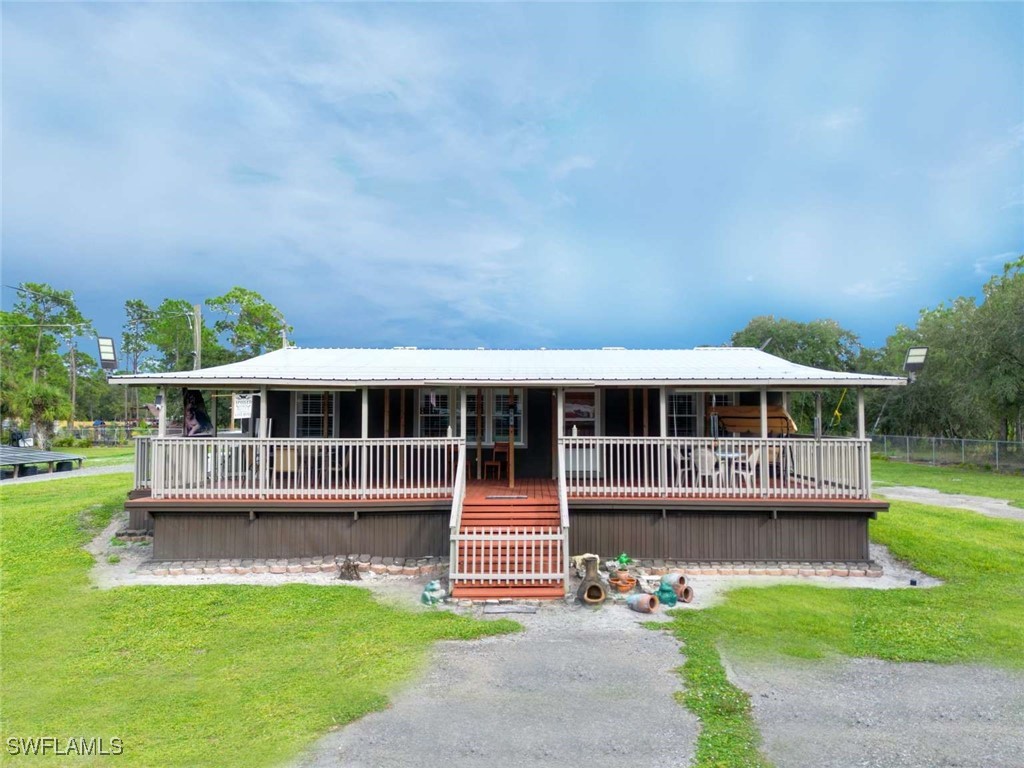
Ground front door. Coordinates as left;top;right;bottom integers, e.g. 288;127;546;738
563;390;601;478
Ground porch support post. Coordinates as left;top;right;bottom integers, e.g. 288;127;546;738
258;385;268;497
258;387;268;437
814;392;823;438
158;387;167;436
659;387;668;494
360;387;369;497
476;387;483;480
459;388;467;440
508;387;515;489
857;387;868;497
556;388;565;482
759;388;769;498
642;388;649;436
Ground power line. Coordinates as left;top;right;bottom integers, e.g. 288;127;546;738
2;284;78;307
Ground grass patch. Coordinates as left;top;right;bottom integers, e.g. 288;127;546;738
666;500;1024;766
1;475;517;766
75;445;137;467
872;457;1024;508
107;555;121;564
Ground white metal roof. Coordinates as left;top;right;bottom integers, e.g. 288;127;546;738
113;347;905;389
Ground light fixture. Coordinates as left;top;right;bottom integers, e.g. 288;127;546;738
97;337;118;371
903;347;928;382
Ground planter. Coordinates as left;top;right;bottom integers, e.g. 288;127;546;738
676;584;695;603
662;573;687;589
609;574;636;593
626;593;660;613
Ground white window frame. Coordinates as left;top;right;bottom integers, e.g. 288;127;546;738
563;389;601;438
444;388;528;447
488;389;527;447
416;388;454;438
292;391;335;438
668;391;699;437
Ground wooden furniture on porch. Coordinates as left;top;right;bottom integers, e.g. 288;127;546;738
483;442;510;480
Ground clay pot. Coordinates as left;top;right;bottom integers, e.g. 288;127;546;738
661;573;687;589
610;575;636;593
676;585;695;603
626;593;660;613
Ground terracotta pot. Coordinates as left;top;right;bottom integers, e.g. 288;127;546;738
626;593;660;613
662;573;687;588
676;585;695;603
611;575;636;592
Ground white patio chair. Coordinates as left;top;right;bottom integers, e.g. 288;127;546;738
691;447;721;488
730;446;764;488
672;446;692;488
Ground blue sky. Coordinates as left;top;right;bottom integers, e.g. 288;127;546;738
2;3;1022;354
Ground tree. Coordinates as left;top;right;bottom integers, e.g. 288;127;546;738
731;316;862;433
973;256;1024;441
12;283;80;384
206;287;291;360
122;299;152;421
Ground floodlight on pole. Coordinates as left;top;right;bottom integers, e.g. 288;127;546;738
903;347;928;382
97;337;118;371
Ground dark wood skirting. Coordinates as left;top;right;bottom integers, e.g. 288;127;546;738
131;492;885;563
151;510;449;561
569;508;875;562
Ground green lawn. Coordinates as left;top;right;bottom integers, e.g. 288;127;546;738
668;472;1024;767
74;445;136;466
0;474;516;766
872;457;1024;508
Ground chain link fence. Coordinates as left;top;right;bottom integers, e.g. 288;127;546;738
870;434;1024;473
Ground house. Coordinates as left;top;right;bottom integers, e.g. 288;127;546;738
115;346;904;599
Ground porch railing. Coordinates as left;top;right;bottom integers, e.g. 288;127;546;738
449;527;566;584
560;436;872;500
134;436;153;489
145;436;462;500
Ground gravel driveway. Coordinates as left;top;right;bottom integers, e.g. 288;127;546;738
726;656;1024;768
293;605;698;768
876;485;1024;522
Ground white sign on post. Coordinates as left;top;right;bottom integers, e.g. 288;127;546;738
233;394;253;421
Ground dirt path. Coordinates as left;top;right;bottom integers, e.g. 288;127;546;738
876;485;1024;521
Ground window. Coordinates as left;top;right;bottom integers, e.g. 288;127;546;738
418;389;451;437
492;390;524;445
295;392;334;437
564;391;597;437
668;393;698;437
465;391;481;442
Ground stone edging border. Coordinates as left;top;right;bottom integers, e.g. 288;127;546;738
135;555;450;578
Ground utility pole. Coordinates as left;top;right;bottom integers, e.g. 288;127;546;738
192;304;202;370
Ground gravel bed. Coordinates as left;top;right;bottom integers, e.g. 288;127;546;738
726;655;1024;768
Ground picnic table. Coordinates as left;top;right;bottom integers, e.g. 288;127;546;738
0;446;85;479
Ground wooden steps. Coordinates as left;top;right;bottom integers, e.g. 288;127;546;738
451;488;564;600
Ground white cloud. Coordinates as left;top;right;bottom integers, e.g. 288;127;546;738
551;154;595;180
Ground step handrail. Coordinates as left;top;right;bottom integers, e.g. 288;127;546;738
557;438;571;595
448;440;467;579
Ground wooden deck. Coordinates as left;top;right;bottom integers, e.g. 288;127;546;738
451;479;564;600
